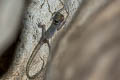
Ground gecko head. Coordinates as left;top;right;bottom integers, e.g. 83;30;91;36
53;12;64;25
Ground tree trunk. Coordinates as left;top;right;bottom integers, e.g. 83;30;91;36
1;0;80;80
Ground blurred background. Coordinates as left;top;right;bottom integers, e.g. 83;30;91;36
0;0;24;77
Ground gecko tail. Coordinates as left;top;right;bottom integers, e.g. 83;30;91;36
26;38;50;79
26;41;44;79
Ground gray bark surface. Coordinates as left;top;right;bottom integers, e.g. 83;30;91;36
0;0;81;80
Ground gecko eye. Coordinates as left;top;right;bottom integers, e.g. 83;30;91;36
54;20;60;24
53;13;64;25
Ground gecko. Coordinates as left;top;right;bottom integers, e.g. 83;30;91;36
26;6;69;79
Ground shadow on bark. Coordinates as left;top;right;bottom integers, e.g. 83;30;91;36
0;25;23;78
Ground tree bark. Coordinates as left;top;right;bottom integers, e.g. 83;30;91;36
1;0;80;80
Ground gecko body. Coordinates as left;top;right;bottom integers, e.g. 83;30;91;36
26;8;66;79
